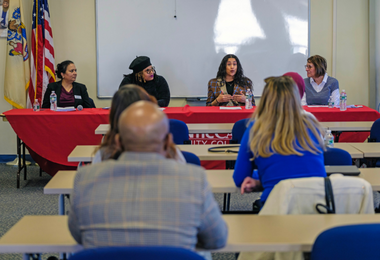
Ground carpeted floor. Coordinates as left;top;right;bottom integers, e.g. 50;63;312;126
0;164;260;260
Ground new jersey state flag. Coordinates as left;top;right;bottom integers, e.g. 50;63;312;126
4;0;30;108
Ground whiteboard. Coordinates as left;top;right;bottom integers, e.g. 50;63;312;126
96;0;309;98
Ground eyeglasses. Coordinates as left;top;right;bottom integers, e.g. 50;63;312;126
144;66;155;74
304;65;313;69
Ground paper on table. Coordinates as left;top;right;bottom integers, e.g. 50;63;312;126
219;107;242;110
55;107;76;112
307;105;329;107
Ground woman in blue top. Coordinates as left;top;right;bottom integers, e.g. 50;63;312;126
233;76;327;204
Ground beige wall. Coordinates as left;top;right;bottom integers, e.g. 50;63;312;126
0;0;371;154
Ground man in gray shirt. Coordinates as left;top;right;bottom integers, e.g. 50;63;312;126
68;101;228;253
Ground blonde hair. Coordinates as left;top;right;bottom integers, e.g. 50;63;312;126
249;76;324;158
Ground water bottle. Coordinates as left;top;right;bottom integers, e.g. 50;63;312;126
245;88;253;109
328;96;334;108
33;99;40;112
340;89;347;111
50;91;57;111
325;129;334;148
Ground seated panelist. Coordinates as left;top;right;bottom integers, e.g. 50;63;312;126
206;54;255;106
42;60;93;108
119;56;170;107
302;55;340;106
233;76;326;206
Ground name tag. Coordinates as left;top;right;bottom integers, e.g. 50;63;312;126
74;95;82;99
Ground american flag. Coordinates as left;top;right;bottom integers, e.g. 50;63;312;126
27;0;55;108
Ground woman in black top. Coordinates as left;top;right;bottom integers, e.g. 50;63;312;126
119;56;170;107
42;60;93;108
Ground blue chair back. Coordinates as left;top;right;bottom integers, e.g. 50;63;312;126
230;119;249;144
169;119;190;144
181;151;201;166
311;224;380;260
69;246;205;260
323;147;352;165
369;118;380;142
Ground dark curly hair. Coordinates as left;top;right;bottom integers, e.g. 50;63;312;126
55;60;74;79
98;84;153;160
216;54;249;87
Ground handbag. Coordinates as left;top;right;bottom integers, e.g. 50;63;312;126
315;177;336;214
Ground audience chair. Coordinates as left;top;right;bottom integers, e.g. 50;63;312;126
238;175;374;260
181;151;201;166
323;147;352;166
69;246;205;260
369;118;380;142
230;119;249;144
169;119;191;144
228;119;254;170
367;118;380;166
311;224;380;260
260;174;374;215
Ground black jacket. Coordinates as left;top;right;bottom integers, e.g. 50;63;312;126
119;74;170;107
42;81;93;108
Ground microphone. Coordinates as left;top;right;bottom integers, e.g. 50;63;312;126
77;105;83;111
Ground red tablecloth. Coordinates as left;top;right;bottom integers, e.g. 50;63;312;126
164;105;254;123
4;108;109;174
303;106;380;122
4;105;380;175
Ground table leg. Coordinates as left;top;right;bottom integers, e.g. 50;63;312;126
333;131;342;142
23;140;27;180
59;194;65;215
355;159;361;167
223;193;231;212
226;193;231;211
16;136;27;188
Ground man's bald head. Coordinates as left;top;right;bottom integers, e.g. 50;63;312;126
117;101;169;153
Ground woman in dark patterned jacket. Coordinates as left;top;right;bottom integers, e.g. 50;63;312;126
206;54;255;106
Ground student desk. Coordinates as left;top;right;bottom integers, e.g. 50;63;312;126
2;215;380;257
67;143;364;162
0;215;82;259
178;143;365;160
44;168;380;215
348;143;380;157
95;121;373;135
95;123;235;135
43;170;240;215
320;121;373;131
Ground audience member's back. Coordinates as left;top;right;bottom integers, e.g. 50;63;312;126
71;155;222;249
68;101;227;252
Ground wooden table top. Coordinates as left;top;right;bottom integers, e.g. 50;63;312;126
348;143;380;157
95;121;373;135
320;121;373;131
0;215;82;253
44;168;380;196
2;215;380;253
